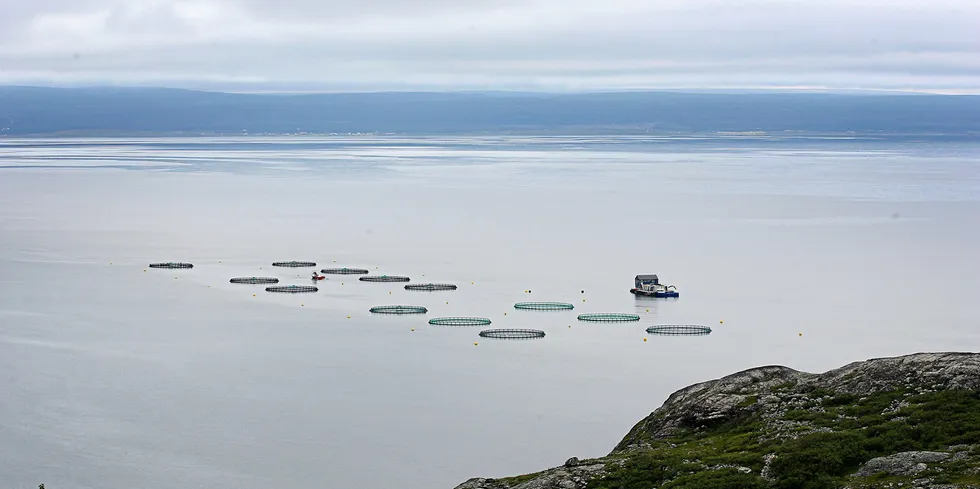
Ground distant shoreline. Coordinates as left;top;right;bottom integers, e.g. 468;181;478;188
3;86;978;137
3;131;979;139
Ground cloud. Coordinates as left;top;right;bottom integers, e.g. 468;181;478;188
0;0;977;92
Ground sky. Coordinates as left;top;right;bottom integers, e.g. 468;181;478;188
0;0;978;93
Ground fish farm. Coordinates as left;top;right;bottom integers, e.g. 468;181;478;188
577;313;641;322
149;262;193;269
428;317;493;326
514;301;574;311
146;260;708;345
369;305;428;315
479;329;546;339
230;277;280;284
265;285;319;293
405;283;458;291
272;261;317;268
646;325;713;336
321;268;370;275
359;275;411;283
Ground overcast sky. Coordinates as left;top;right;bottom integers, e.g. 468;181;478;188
1;0;978;92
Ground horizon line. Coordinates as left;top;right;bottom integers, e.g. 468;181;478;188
3;84;979;96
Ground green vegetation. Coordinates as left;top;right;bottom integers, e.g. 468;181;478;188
497;471;543;486
583;389;980;489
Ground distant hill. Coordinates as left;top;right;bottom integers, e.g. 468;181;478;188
1;86;978;136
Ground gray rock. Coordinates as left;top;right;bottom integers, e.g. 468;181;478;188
453;461;607;489
854;451;951;477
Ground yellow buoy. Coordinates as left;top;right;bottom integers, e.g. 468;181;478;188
411;328;415;331
643;337;647;342
253;294;256;297
646;308;649;312
720;320;724;324
389;291;392;295
333;260;336;263
347;316;351;319
144;269;147;272
471;281;474;284
799;332;803;336
474;342;478;346
583;299;586;302
301;304;304;307
445;301;449;304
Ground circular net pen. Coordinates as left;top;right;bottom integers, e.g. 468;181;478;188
577;313;641;322
265;285;319;293
479;329;546;340
646;325;713;336
272;261;317;268
230;277;280;284
359;275;411;283
514;302;574;311
405;283;457;291
321;268;370;275
369;305;428;315
429;317;492;327
149;262;193;269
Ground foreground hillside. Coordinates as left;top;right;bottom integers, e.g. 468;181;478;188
455;352;980;489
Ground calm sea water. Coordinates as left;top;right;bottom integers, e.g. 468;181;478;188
1;135;979;489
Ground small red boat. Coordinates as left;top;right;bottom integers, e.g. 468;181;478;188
311;275;325;281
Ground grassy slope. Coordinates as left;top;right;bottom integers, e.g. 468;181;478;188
495;387;980;489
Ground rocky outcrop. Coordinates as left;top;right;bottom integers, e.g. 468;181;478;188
453;458;607;489
853;451;950;477
453;352;980;489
